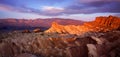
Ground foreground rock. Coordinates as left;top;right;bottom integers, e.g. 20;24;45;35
0;31;120;57
14;53;37;57
66;46;88;57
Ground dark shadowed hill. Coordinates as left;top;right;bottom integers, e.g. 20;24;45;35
0;18;84;31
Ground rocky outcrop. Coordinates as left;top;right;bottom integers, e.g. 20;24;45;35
33;28;41;33
45;16;120;35
85;15;120;31
22;30;31;33
45;22;89;35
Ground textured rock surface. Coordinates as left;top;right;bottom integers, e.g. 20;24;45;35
14;53;37;57
85;15;120;32
0;31;120;57
45;22;88;35
45;16;120;35
66;46;88;57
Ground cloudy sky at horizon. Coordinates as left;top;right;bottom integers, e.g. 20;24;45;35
0;0;120;21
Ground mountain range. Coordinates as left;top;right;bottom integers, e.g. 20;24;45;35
0;18;84;31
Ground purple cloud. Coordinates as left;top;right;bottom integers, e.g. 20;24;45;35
64;0;120;14
0;4;65;16
77;0;120;3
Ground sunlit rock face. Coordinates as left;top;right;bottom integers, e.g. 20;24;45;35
85;15;120;32
45;22;89;35
45;16;120;34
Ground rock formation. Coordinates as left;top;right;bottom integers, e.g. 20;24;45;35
22;30;31;33
45;16;120;35
33;28;41;33
85;15;120;32
45;22;89;35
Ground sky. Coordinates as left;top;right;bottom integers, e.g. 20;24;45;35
0;0;120;21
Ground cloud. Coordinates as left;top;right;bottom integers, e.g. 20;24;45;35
0;0;120;16
0;4;56;16
64;0;120;14
41;6;64;13
0;4;16;11
0;4;34;13
0;4;65;16
77;0;120;3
